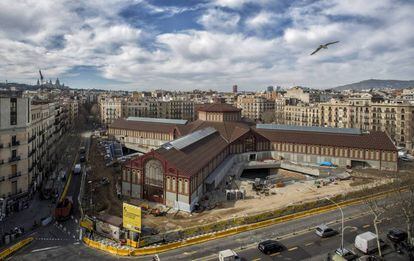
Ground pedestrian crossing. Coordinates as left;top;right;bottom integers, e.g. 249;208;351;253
35;237;72;241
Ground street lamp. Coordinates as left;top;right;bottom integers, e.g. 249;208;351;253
88;180;93;212
325;197;344;254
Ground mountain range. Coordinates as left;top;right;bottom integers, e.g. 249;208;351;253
333;79;414;91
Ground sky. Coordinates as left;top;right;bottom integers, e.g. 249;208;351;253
0;0;413;91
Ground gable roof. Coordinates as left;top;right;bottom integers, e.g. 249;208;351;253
109;118;179;134
255;128;396;151
156;131;228;177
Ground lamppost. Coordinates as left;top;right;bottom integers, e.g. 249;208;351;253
88;180;93;213
325;196;344;254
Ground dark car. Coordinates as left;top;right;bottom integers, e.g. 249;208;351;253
79;155;86;163
258;240;284;255
387;228;407;243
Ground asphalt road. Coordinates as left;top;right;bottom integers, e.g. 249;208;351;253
10;130;92;257
12;192;410;260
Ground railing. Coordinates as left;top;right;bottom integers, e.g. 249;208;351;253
29;148;36;157
8;172;22;180
8;155;21;163
28;134;36;143
0;176;5;182
0;159;4;165
9;141;20;147
0;143;3;149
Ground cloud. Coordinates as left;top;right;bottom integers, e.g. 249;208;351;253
0;0;413;90
245;11;280;30
212;0;270;9
198;9;240;32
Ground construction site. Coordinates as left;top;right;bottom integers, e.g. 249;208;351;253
83;134;401;239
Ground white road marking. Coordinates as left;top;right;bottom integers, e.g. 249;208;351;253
31;246;60;253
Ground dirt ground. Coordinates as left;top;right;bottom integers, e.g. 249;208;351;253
87;137;123;216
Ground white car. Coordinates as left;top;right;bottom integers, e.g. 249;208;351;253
218;249;239;261
73;164;82;174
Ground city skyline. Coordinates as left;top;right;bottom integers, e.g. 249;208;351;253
0;0;413;90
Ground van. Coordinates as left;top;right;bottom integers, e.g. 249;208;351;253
218;249;239;261
355;232;378;254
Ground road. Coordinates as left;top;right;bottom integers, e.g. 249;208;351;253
12;193;410;260
9;130;92;258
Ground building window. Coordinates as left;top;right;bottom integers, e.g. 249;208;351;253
10;98;17;125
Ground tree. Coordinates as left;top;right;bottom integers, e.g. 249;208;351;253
364;197;387;257
261;110;276;123
389;171;414;247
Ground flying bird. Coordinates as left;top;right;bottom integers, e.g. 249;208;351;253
310;41;339;55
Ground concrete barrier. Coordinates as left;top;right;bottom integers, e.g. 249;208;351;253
0;237;33;260
83;188;401;257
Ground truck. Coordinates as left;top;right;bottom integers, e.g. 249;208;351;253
54;196;73;221
218;249;239;261
354;232;378;254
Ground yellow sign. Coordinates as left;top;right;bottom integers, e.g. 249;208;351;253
123;203;142;233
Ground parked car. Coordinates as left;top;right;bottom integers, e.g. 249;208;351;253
333;248;358;261
258;240;284;255
387;228;407;243
79;155;86;163
316;224;337;238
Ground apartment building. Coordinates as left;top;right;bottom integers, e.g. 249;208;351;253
99;96;123;126
285;86;332;104
0;93;30;212
99;95;195;126
236;95;275;120
0;92;72;216
278;98;414;151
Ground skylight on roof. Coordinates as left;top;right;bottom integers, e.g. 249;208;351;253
164;127;217;150
126;117;187;125
256;124;361;135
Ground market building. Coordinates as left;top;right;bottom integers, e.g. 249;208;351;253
121;104;398;212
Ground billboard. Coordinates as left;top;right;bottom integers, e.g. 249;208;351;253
122;203;141;233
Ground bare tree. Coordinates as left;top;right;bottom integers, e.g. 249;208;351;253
364;196;387;257
261;110;276;123
390;171;414;246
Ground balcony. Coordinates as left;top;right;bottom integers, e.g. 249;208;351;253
0;159;4;165
28;134;36;143
8;172;22;180
8;155;21;163
9;140;20;147
0;143;3;149
0;176;5;182
29;148;36;157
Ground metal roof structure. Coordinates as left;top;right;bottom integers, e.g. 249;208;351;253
256;124;362;135
164;127;217;150
126;117;188;125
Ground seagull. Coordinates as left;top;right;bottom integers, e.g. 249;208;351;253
310;41;339;55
